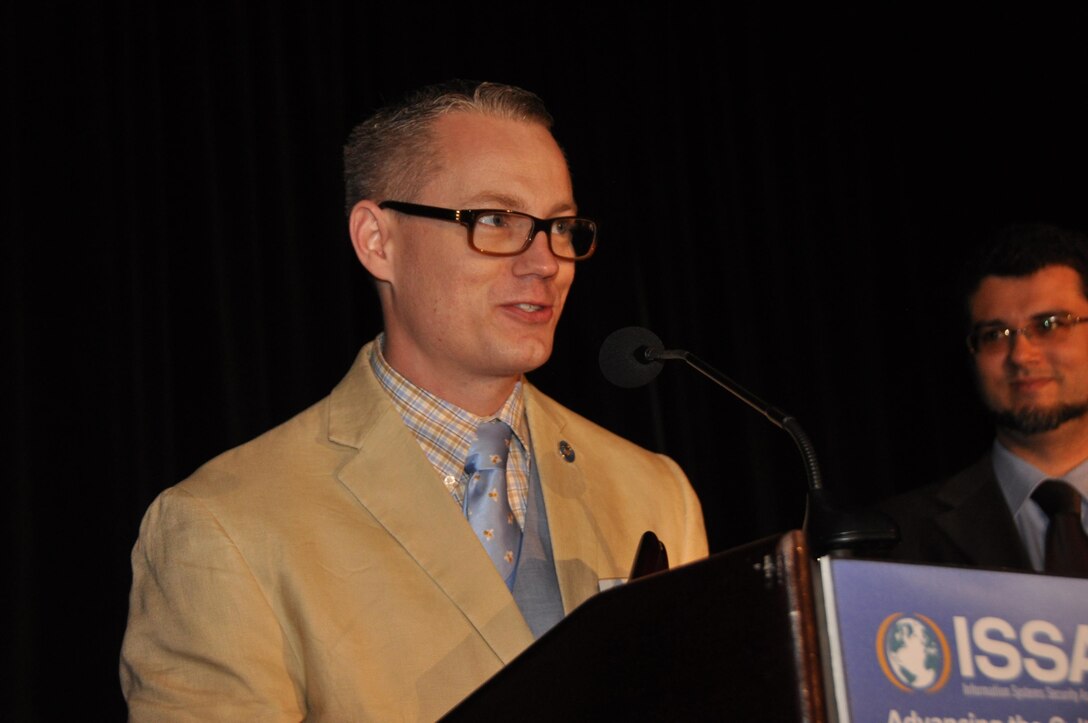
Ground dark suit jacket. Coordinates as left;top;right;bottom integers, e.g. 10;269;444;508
875;452;1032;572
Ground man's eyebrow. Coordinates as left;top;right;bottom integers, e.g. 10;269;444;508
463;192;578;216
463;192;525;209
972;310;1073;327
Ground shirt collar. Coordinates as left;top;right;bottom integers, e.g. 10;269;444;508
368;332;529;449
992;438;1088;515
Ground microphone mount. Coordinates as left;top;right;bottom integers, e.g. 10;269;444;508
602;327;899;558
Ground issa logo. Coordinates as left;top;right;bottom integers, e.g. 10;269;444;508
876;614;1088;692
876;613;953;693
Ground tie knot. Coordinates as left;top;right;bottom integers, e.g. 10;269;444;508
1033;479;1084;517
464;420;513;473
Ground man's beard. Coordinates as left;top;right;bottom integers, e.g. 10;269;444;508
991;402;1088;435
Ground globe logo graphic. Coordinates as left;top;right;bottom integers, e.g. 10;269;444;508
875;613;951;693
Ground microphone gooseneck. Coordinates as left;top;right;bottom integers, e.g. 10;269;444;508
599;326;899;557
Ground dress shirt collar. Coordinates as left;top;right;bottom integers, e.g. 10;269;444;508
368;334;528;451
992;439;1088;517
992;438;1088;571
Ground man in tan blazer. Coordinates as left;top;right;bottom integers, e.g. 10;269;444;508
121;80;708;720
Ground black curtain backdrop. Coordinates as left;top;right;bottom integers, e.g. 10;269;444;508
7;3;1088;717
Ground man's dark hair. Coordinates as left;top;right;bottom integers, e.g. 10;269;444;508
342;80;555;216
961;222;1088;320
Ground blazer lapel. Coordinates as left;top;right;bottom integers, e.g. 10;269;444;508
525;385;602;613
931;456;1031;570
326;344;534;663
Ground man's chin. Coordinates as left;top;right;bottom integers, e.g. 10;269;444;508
992;402;1088;435
499;337;553;376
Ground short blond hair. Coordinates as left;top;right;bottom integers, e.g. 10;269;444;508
342;80;554;215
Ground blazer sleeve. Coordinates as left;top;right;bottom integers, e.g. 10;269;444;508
120;487;305;721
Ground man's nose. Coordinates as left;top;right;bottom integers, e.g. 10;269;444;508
513;230;561;276
1006;329;1044;364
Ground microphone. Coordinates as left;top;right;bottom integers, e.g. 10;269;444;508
600;326;796;431
599;326;899;557
598;326;665;389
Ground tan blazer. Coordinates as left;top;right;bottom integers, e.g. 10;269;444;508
120;342;708;721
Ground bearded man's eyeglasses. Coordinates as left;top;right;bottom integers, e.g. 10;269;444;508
966;313;1088;354
378;201;597;261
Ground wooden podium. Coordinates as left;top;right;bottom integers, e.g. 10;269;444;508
441;530;826;721
442;530;1088;721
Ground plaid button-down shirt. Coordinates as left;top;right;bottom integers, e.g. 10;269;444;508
369;335;531;529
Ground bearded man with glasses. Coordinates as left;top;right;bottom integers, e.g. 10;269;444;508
876;222;1088;578
120;80;708;720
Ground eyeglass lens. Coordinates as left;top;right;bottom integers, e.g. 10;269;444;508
472;212;595;259
970;315;1077;352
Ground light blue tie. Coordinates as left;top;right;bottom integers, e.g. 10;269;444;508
462;419;522;589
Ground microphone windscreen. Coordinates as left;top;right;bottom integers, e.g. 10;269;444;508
598;326;665;388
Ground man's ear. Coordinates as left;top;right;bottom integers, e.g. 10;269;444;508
349;200;394;282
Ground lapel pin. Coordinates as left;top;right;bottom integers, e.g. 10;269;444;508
558;440;575;463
